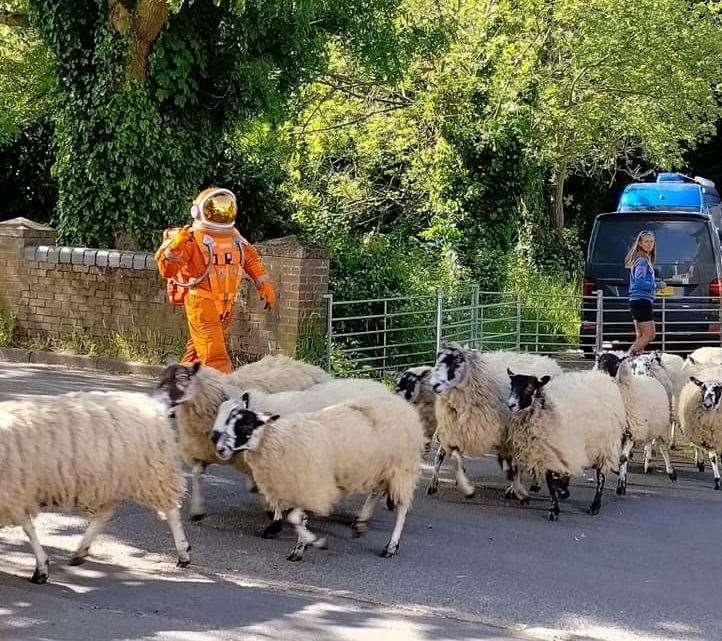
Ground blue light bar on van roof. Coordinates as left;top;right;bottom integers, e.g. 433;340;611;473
618;183;702;212
656;172;686;182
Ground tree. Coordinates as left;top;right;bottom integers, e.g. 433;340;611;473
482;0;722;229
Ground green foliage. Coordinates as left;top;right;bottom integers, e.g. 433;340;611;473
0;306;17;348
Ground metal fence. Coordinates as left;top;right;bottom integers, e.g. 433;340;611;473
324;289;722;377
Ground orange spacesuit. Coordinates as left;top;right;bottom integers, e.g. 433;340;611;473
155;187;276;373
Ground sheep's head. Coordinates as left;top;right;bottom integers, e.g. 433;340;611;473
211;392;278;460
154;362;202;408
395;367;432;402
506;369;552;411
595;352;625;378
430;343;470;393
690;377;722;411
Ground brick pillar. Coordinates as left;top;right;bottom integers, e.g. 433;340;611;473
0;218;56;332
230;235;329;361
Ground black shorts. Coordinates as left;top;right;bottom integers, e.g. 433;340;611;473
630;299;654;322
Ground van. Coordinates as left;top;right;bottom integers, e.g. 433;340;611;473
580;211;722;356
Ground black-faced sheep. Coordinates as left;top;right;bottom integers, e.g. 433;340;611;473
395;366;437;444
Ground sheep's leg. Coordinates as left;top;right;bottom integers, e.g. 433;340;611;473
259;507;285;539
708;451;721;490
695;446;706;473
450;448;475;498
164;507;191;567
657;443;677;482
553;473;570;500
643;442;654;474
352;491;381;538
504;458;529;504
545;471;560;521
190;462;208;521
588;468;605;516
385;495;396;511
669;420;677;450
286;509;327;562
617;436;634;495
69;507;115;565
426;446;446;495
22;519;49;584
529;470;542;494
381;501;409;558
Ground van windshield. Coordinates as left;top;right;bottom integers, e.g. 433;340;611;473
589;217;715;283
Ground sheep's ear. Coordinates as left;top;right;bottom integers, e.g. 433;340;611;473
653;351;663;363
538;375;552;388
619;355;628;363
268;414;280;423
190;361;202;376
688;356;697;365
241;392;250;409
507;367;515;378
691;376;703;387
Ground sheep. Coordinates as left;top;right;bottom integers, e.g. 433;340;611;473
212;377;392;536
682;347;722;371
0;391;190;584
154;355;332;522
678;367;722;490
611;359;675;494
211;394;424;561
395;366;437;444
428;344;563;502
506;369;626;520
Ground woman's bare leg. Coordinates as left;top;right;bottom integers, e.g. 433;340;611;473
631;320;655;354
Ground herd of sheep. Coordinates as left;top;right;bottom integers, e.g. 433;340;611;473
3;345;722;584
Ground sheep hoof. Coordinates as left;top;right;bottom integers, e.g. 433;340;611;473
697;462;706;473
518;497;529;506
287;548;304;562
503;486;515;500
547;510;559;522
529;484;541;494
463;489;476;499
588;503;601;516
68;555;87;566
380;543;398;558
351;521;368;538
426;483;438;496
715;479;721;491
616;482;626;496
258;520;284;539
176;557;191;568
313;537;328;550
30;563;49;585
557;489;570;500
644;467;653;475
190;513;206;522
669;470;678;482
385;495;396;511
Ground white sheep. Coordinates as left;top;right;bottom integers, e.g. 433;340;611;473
154;355;332;522
428;344;563;502
395;366;437;444
0;391;190;584
682;347;722;371
211;394;424;560
613;358;675;494
506;370;626;520
678;367;722;490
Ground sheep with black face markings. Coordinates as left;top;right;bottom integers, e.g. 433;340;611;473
395;366;437;444
678;367;722;490
428;344;563;502
154;355;332;522
506;370;626;520
0;391;190;584
211;394;424;561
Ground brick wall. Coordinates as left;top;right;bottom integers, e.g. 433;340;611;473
0;218;329;362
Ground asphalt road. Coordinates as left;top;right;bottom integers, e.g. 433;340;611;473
1;361;721;641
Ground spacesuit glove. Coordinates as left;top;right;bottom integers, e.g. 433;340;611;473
258;281;277;310
168;226;193;252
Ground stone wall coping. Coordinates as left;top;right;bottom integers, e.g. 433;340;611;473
0;217;54;231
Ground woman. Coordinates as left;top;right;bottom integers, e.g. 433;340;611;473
625;230;664;355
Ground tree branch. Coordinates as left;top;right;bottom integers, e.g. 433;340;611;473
0;9;29;27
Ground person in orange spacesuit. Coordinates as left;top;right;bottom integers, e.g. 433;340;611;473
155;187;276;373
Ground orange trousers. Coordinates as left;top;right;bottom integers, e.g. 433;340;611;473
180;295;234;373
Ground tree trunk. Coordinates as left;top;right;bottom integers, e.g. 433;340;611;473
552;169;566;231
108;0;168;83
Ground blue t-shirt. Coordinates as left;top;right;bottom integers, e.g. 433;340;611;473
629;256;660;302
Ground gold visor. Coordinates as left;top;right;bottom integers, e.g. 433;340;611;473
202;193;237;224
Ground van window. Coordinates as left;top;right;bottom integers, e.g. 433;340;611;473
589;218;715;282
